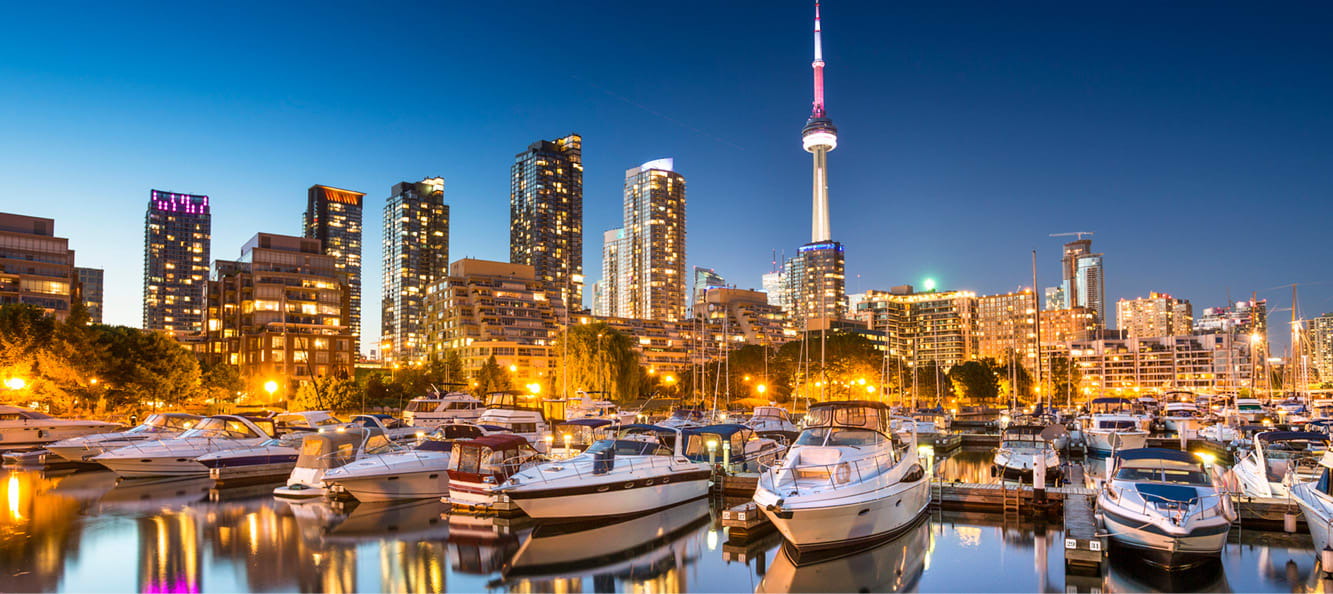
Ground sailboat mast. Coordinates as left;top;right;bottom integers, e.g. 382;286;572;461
1032;250;1043;409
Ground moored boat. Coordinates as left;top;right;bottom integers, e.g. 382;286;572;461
322;423;490;502
1231;430;1328;498
444;434;543;510
45;413;201;462
0;405;120;449
91;414;286;477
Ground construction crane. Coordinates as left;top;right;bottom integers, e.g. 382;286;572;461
1049;231;1095;241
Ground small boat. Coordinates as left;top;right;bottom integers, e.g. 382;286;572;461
1097;448;1233;570
445;434;544;511
1311;399;1333;421
45;413;201;462
565;395;636;425
992;421;1060;481
1291;451;1333;553
753;400;930;551
1274;398;1312;425
339;414;419;441
272;426;412;498
1083;398;1149;456
403;391;485;427
273;410;342;433
1161;401;1207;435
658;407;708;430
953;405;1001;429
681;424;785;473
497;424;710;521
92;414;293;477
1231;430;1328;497
1230;397;1268;424
0;405;120;449
322;423;491;502
747;406;799;433
477;391;552;452
548;418;618;458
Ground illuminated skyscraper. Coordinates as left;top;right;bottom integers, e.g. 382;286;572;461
143;190;210;334
1046;238;1105;326
597;159;686;321
0;213;75;320
304;184;364;351
784;1;847;329
382;177;449;363
510;134;584;313
691;266;725;316
75;267;103;324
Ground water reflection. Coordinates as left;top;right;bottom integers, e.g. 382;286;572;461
0;463;1327;593
756;513;930;593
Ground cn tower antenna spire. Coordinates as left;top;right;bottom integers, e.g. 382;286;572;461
811;1;826;118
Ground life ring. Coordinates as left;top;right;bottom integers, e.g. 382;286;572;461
835;463;851;483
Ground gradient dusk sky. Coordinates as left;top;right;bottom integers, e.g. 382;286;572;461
2;1;1330;353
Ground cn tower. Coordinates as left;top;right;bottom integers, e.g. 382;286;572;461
802;0;837;243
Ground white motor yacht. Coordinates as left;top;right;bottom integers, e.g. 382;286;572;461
1231;430;1328;498
1097;448;1234;569
1231;397;1268;424
322;424;490;502
1291;451;1333;553
566;395;636;425
476;391;552;452
339;414;419;441
658;408;707;430
1161;401;1206;435
1274;398;1312;425
548;418;618;458
273;427;406;498
1311;399;1333;421
992;422;1060;481
273;410;341;433
91;414;285;477
681;424;785;473
198;433;303;484
0;405;120;448
498;424;710;521
747;406;799;433
445;434;544;510
45;413;200;462
752;400;930;551
402;391;484;427
1083;398;1149;456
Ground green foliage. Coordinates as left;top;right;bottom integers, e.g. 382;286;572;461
551;323;644;401
982;355;1032;401
907;360;952;406
948;360;999;402
471;355;513;397
1047;355;1082;404
295;375;361;412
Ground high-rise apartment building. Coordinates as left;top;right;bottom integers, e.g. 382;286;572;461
0;213;75;319
423;259;555;387
143;190;210;334
976;290;1037;366
691;266;725;316
781;241;846;329
699;287;792;350
74;267;103;324
382;177;450;364
202;233;354;398
856;285;976;369
510;135;584;313
304;185;364;351
1310;313;1333;383
1117;292;1193;338
1045;238;1105;326
597;159;686;321
1195;299;1267;337
762;270;786;308
1069;334;1254;394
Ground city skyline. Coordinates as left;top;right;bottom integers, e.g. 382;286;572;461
3;2;1332;354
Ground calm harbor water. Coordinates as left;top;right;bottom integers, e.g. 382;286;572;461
0;451;1323;593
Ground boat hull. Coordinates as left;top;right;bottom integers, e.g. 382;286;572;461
95;456;210;478
506;472;710;520
759;479;930;551
1086;430;1148;456
331;469;450;502
1100;508;1229;570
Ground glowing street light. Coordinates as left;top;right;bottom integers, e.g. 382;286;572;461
923;278;937;292
509;364;518;373
264;380;279;397
4;378;25;391
757;384;767;395
527;383;542;395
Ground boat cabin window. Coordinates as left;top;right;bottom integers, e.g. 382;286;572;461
804;406;889;432
432;425;484;440
453;445;483;473
1238;403;1263;412
795;427;885;448
588;439;669;457
164;416;197;430
1318;468;1333;497
1115;466;1209;485
1097;420;1137;430
448;402;478;410
364;434;393;454
185;417;261;439
404;400;436;413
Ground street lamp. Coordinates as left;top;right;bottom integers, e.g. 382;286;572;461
757;384;767;396
264;380;279;400
4;377;26;391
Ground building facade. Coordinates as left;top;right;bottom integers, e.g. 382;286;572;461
304;184;364;351
762;270;786;308
581;314;692;377
381;177;450;364
510;134;584;313
699;287;792;350
423;259;555;388
74;267;103;324
143;190;210;334
1069;333;1254;394
975;290;1037;367
781;241;847;329
1310;313;1333;384
691;266;725;316
855;285;977;370
1045;239;1105;327
0;213;75;320
202;233;354;399
1195;299;1267;337
1117;292;1193;338
597;159;686;321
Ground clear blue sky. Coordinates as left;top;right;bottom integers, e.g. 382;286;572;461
2;2;1330;355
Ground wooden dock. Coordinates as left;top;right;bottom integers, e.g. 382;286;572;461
1062;492;1106;572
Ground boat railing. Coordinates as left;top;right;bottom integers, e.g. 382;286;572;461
108;435;254;456
1106;482;1232;522
757;450;900;496
519;452;684;484
355;447;450;472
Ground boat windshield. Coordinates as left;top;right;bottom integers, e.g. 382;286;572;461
804;405;889;432
586;439;669;457
179;417;260;439
794;427;885;447
1114;466;1210;485
404;399;439;413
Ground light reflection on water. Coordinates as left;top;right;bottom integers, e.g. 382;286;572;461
0;465;1321;593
